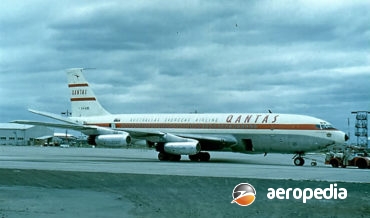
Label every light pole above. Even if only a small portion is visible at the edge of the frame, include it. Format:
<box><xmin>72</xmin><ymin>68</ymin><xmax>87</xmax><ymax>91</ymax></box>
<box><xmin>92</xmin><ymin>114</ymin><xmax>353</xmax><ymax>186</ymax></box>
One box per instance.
<box><xmin>351</xmin><ymin>111</ymin><xmax>369</xmax><ymax>149</ymax></box>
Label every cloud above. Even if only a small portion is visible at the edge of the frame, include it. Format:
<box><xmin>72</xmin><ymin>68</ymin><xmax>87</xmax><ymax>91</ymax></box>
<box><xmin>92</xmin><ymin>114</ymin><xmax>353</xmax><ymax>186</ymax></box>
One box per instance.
<box><xmin>0</xmin><ymin>0</ymin><xmax>369</xmax><ymax>135</ymax></box>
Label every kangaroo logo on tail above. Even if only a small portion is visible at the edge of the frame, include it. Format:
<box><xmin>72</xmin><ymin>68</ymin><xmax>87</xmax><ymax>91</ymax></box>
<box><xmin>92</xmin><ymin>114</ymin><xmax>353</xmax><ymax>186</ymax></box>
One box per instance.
<box><xmin>66</xmin><ymin>68</ymin><xmax>110</xmax><ymax>117</ymax></box>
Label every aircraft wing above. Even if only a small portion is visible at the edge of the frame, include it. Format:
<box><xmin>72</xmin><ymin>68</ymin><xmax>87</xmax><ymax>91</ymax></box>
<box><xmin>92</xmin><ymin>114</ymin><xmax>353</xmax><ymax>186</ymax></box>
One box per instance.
<box><xmin>115</xmin><ymin>128</ymin><xmax>237</xmax><ymax>145</ymax></box>
<box><xmin>13</xmin><ymin>120</ymin><xmax>237</xmax><ymax>150</ymax></box>
<box><xmin>119</xmin><ymin>128</ymin><xmax>237</xmax><ymax>150</ymax></box>
<box><xmin>119</xmin><ymin>128</ymin><xmax>165</xmax><ymax>138</ymax></box>
<box><xmin>176</xmin><ymin>133</ymin><xmax>238</xmax><ymax>150</ymax></box>
<box><xmin>118</xmin><ymin>128</ymin><xmax>166</xmax><ymax>143</ymax></box>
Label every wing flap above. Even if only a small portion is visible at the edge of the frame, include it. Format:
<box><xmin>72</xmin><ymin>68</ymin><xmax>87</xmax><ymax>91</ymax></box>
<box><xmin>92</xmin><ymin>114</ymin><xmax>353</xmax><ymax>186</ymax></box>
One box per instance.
<box><xmin>176</xmin><ymin>133</ymin><xmax>238</xmax><ymax>150</ymax></box>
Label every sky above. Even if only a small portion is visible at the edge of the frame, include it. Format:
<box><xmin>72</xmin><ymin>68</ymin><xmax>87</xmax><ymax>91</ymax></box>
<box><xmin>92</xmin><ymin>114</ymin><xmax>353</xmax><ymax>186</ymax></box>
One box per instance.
<box><xmin>0</xmin><ymin>0</ymin><xmax>369</xmax><ymax>141</ymax></box>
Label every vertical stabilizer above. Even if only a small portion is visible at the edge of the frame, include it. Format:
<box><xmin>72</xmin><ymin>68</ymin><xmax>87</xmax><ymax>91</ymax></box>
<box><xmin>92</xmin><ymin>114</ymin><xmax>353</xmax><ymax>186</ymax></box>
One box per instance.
<box><xmin>66</xmin><ymin>68</ymin><xmax>110</xmax><ymax>117</ymax></box>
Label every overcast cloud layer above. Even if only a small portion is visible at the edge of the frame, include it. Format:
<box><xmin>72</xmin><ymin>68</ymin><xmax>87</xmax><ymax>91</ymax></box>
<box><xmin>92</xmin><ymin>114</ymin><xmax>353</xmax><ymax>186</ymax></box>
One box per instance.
<box><xmin>1</xmin><ymin>0</ymin><xmax>369</xmax><ymax>139</ymax></box>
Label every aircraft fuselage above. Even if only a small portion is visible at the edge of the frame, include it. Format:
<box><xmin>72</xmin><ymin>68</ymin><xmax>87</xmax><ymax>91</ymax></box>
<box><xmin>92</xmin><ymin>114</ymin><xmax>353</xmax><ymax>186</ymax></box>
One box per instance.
<box><xmin>74</xmin><ymin>112</ymin><xmax>346</xmax><ymax>154</ymax></box>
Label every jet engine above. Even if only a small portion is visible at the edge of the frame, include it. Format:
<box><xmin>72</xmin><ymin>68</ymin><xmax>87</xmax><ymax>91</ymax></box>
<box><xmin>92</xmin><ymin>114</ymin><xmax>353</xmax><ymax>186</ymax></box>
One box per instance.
<box><xmin>164</xmin><ymin>141</ymin><xmax>201</xmax><ymax>155</ymax></box>
<box><xmin>90</xmin><ymin>133</ymin><xmax>131</xmax><ymax>147</ymax></box>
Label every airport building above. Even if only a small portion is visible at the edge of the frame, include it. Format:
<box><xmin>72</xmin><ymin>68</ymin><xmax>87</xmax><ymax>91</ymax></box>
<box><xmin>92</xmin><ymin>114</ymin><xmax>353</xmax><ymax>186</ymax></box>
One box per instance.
<box><xmin>0</xmin><ymin>123</ymin><xmax>53</xmax><ymax>146</ymax></box>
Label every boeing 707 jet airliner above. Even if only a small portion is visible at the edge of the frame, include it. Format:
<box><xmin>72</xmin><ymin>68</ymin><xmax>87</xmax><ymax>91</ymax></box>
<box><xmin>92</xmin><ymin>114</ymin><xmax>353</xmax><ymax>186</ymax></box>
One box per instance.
<box><xmin>14</xmin><ymin>68</ymin><xmax>349</xmax><ymax>166</ymax></box>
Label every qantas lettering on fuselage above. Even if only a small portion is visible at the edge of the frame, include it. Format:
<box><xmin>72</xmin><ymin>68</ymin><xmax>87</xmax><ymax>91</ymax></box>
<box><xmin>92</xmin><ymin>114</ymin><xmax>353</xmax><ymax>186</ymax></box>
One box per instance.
<box><xmin>226</xmin><ymin>114</ymin><xmax>279</xmax><ymax>124</ymax></box>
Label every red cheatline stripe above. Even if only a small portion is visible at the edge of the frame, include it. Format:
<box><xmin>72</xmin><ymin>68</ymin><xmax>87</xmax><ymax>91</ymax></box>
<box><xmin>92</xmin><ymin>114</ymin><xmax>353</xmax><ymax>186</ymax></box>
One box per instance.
<box><xmin>71</xmin><ymin>97</ymin><xmax>96</xmax><ymax>101</ymax></box>
<box><xmin>69</xmin><ymin>83</ymin><xmax>89</xmax><ymax>87</ymax></box>
<box><xmin>86</xmin><ymin>123</ymin><xmax>325</xmax><ymax>130</ymax></box>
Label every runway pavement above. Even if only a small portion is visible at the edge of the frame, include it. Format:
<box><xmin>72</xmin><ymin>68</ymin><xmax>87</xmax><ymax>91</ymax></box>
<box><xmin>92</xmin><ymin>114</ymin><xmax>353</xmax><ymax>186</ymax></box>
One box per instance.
<box><xmin>0</xmin><ymin>146</ymin><xmax>368</xmax><ymax>183</ymax></box>
<box><xmin>0</xmin><ymin>146</ymin><xmax>369</xmax><ymax>218</ymax></box>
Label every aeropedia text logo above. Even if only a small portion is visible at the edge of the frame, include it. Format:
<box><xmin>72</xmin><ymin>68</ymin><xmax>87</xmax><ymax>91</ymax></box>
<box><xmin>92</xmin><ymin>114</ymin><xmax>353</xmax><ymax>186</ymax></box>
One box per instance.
<box><xmin>267</xmin><ymin>183</ymin><xmax>347</xmax><ymax>203</ymax></box>
<box><xmin>231</xmin><ymin>183</ymin><xmax>347</xmax><ymax>206</ymax></box>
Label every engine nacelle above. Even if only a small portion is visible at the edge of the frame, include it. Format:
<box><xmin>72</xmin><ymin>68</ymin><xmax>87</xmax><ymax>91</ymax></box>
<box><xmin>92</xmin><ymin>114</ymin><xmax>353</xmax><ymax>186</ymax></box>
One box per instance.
<box><xmin>94</xmin><ymin>133</ymin><xmax>131</xmax><ymax>147</ymax></box>
<box><xmin>164</xmin><ymin>141</ymin><xmax>201</xmax><ymax>155</ymax></box>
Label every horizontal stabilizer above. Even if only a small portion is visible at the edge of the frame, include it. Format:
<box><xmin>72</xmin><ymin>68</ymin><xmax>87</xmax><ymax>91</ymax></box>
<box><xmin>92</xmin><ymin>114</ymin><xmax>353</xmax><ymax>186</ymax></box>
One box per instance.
<box><xmin>28</xmin><ymin>109</ymin><xmax>77</xmax><ymax>124</ymax></box>
<box><xmin>12</xmin><ymin>120</ymin><xmax>91</xmax><ymax>131</ymax></box>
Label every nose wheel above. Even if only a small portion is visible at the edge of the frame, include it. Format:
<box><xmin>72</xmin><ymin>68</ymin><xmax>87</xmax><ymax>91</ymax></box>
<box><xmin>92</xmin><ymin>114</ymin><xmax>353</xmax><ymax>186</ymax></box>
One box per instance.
<box><xmin>294</xmin><ymin>157</ymin><xmax>305</xmax><ymax>166</ymax></box>
<box><xmin>293</xmin><ymin>154</ymin><xmax>305</xmax><ymax>166</ymax></box>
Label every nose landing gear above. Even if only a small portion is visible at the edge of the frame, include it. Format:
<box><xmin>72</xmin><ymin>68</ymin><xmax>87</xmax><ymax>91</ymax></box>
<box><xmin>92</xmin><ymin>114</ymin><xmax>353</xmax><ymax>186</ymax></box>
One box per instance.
<box><xmin>294</xmin><ymin>157</ymin><xmax>305</xmax><ymax>166</ymax></box>
<box><xmin>293</xmin><ymin>153</ymin><xmax>318</xmax><ymax>166</ymax></box>
<box><xmin>293</xmin><ymin>153</ymin><xmax>305</xmax><ymax>166</ymax></box>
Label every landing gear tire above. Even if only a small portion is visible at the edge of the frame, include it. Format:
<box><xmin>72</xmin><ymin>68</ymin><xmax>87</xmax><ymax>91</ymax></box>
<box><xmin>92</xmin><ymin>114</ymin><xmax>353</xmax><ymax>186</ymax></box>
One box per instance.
<box><xmin>294</xmin><ymin>157</ymin><xmax>305</xmax><ymax>166</ymax></box>
<box><xmin>158</xmin><ymin>152</ymin><xmax>181</xmax><ymax>161</ymax></box>
<box><xmin>189</xmin><ymin>152</ymin><xmax>211</xmax><ymax>162</ymax></box>
<box><xmin>189</xmin><ymin>154</ymin><xmax>200</xmax><ymax>161</ymax></box>
<box><xmin>169</xmin><ymin>154</ymin><xmax>181</xmax><ymax>162</ymax></box>
<box><xmin>330</xmin><ymin>159</ymin><xmax>339</xmax><ymax>168</ymax></box>
<box><xmin>356</xmin><ymin>158</ymin><xmax>367</xmax><ymax>169</ymax></box>
<box><xmin>199</xmin><ymin>152</ymin><xmax>210</xmax><ymax>162</ymax></box>
<box><xmin>158</xmin><ymin>152</ymin><xmax>169</xmax><ymax>161</ymax></box>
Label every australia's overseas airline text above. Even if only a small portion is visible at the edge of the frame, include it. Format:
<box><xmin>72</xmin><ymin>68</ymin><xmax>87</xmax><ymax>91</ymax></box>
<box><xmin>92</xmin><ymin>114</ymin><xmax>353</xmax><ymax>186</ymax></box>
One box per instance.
<box><xmin>127</xmin><ymin>114</ymin><xmax>280</xmax><ymax>124</ymax></box>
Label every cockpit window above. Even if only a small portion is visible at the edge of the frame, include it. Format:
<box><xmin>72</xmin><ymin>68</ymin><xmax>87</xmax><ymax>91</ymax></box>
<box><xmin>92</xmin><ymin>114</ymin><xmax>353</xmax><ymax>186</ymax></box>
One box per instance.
<box><xmin>323</xmin><ymin>124</ymin><xmax>334</xmax><ymax>129</ymax></box>
<box><xmin>316</xmin><ymin>122</ymin><xmax>335</xmax><ymax>130</ymax></box>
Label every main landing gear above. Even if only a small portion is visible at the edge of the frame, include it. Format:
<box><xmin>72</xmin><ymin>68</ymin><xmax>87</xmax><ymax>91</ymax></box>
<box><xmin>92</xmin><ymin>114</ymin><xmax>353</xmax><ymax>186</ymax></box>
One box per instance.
<box><xmin>158</xmin><ymin>152</ymin><xmax>181</xmax><ymax>161</ymax></box>
<box><xmin>189</xmin><ymin>152</ymin><xmax>211</xmax><ymax>162</ymax></box>
<box><xmin>157</xmin><ymin>152</ymin><xmax>211</xmax><ymax>162</ymax></box>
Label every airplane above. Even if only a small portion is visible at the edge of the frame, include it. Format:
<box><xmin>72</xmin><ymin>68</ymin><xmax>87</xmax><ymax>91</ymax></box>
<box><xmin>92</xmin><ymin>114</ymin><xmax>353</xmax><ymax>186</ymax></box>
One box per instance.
<box><xmin>14</xmin><ymin>68</ymin><xmax>349</xmax><ymax>166</ymax></box>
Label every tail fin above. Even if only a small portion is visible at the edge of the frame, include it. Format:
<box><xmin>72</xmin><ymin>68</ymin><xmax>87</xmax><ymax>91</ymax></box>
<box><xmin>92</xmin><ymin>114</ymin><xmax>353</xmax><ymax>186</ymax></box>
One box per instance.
<box><xmin>66</xmin><ymin>68</ymin><xmax>110</xmax><ymax>117</ymax></box>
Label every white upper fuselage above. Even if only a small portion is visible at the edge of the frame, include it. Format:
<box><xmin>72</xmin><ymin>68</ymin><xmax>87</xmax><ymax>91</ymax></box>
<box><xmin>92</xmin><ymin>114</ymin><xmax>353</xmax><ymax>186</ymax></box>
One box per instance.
<box><xmin>73</xmin><ymin>112</ymin><xmax>346</xmax><ymax>154</ymax></box>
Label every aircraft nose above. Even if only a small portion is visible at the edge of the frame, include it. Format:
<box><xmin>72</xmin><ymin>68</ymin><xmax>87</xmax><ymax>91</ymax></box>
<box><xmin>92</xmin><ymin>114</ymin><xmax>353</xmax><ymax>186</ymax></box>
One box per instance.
<box><xmin>345</xmin><ymin>134</ymin><xmax>349</xmax><ymax>141</ymax></box>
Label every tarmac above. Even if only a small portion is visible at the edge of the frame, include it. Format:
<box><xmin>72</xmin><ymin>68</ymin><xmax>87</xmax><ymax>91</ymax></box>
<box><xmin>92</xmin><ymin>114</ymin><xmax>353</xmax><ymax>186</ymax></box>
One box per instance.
<box><xmin>0</xmin><ymin>146</ymin><xmax>369</xmax><ymax>217</ymax></box>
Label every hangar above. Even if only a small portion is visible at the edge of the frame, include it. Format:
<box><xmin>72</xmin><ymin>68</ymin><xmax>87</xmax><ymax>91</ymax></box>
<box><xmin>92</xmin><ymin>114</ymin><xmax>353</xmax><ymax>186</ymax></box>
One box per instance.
<box><xmin>0</xmin><ymin>123</ymin><xmax>53</xmax><ymax>146</ymax></box>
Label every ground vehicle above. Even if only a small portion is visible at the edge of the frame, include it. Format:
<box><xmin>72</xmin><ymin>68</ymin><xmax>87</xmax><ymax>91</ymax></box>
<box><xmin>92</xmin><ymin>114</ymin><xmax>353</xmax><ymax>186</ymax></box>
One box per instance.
<box><xmin>325</xmin><ymin>146</ymin><xmax>370</xmax><ymax>169</ymax></box>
